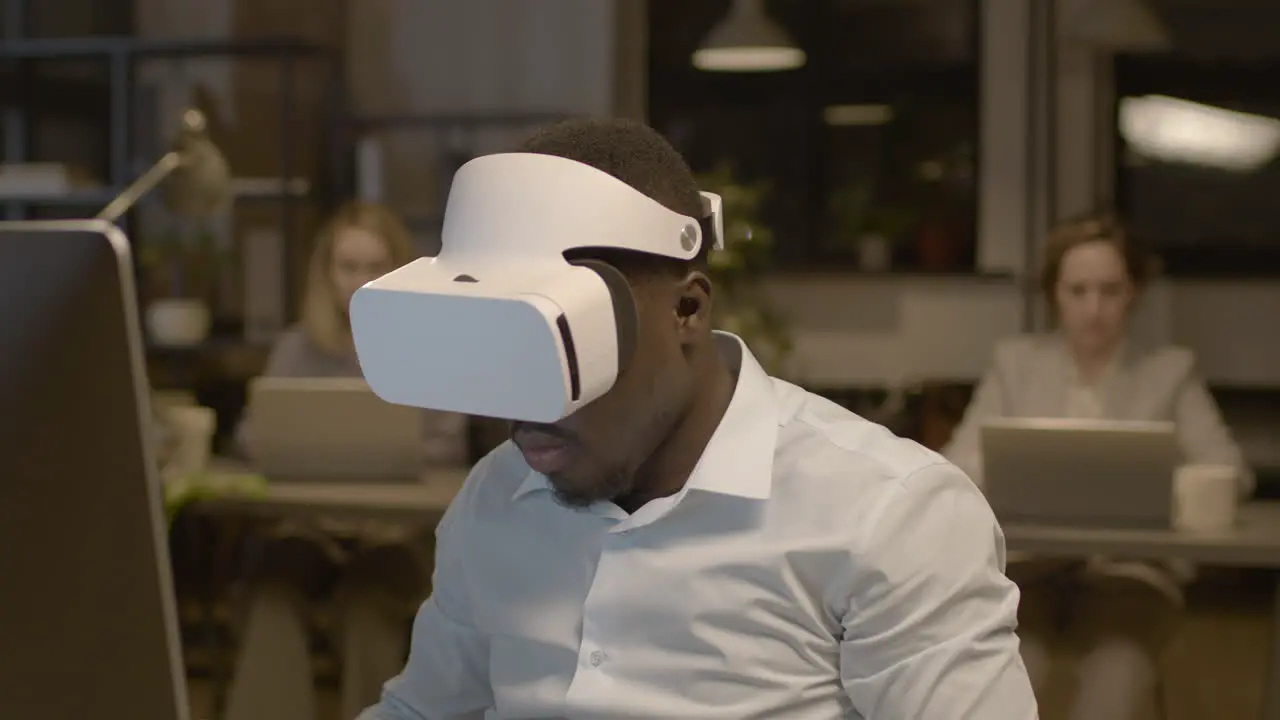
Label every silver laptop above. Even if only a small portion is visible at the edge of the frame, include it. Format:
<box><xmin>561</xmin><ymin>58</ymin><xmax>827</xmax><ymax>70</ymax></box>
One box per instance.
<box><xmin>247</xmin><ymin>377</ymin><xmax>424</xmax><ymax>482</ymax></box>
<box><xmin>982</xmin><ymin>418</ymin><xmax>1180</xmax><ymax>529</ymax></box>
<box><xmin>0</xmin><ymin>222</ymin><xmax>190</xmax><ymax>720</ymax></box>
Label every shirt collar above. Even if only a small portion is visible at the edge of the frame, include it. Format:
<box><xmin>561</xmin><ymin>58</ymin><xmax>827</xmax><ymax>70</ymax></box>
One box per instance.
<box><xmin>512</xmin><ymin>331</ymin><xmax>780</xmax><ymax>503</ymax></box>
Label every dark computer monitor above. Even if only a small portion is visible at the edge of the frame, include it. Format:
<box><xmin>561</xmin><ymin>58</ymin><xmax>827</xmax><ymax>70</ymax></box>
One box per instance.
<box><xmin>0</xmin><ymin>221</ymin><xmax>190</xmax><ymax>720</ymax></box>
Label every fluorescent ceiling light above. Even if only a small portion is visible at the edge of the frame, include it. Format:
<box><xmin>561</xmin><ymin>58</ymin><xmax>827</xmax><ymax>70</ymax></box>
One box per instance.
<box><xmin>693</xmin><ymin>0</ymin><xmax>806</xmax><ymax>73</ymax></box>
<box><xmin>823</xmin><ymin>104</ymin><xmax>894</xmax><ymax>126</ymax></box>
<box><xmin>1062</xmin><ymin>0</ymin><xmax>1170</xmax><ymax>52</ymax></box>
<box><xmin>1119</xmin><ymin>95</ymin><xmax>1280</xmax><ymax>172</ymax></box>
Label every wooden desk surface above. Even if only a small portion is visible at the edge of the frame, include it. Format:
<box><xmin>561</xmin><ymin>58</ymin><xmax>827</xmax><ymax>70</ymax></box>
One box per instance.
<box><xmin>195</xmin><ymin>463</ymin><xmax>1280</xmax><ymax>570</ymax></box>
<box><xmin>1004</xmin><ymin>501</ymin><xmax>1280</xmax><ymax>568</ymax></box>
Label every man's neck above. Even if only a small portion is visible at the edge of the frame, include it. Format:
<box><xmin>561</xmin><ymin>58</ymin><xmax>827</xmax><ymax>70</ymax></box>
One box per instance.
<box><xmin>616</xmin><ymin>345</ymin><xmax>737</xmax><ymax>513</ymax></box>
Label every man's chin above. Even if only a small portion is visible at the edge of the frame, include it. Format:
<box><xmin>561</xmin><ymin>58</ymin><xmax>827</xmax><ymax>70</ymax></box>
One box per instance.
<box><xmin>551</xmin><ymin>488</ymin><xmax>600</xmax><ymax>509</ymax></box>
<box><xmin>547</xmin><ymin>475</ymin><xmax>605</xmax><ymax>508</ymax></box>
<box><xmin>547</xmin><ymin>470</ymin><xmax>629</xmax><ymax>509</ymax></box>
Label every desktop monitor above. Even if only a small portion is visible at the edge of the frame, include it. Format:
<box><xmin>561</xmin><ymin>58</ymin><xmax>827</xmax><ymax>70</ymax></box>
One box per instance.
<box><xmin>0</xmin><ymin>221</ymin><xmax>190</xmax><ymax>720</ymax></box>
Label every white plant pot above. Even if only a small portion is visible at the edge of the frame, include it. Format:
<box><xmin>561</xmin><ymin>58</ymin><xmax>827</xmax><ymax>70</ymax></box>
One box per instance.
<box><xmin>146</xmin><ymin>299</ymin><xmax>211</xmax><ymax>347</ymax></box>
<box><xmin>857</xmin><ymin>233</ymin><xmax>892</xmax><ymax>272</ymax></box>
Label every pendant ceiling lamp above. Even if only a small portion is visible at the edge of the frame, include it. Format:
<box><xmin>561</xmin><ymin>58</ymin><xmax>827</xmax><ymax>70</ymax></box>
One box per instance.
<box><xmin>693</xmin><ymin>0</ymin><xmax>806</xmax><ymax>73</ymax></box>
<box><xmin>1062</xmin><ymin>0</ymin><xmax>1171</xmax><ymax>53</ymax></box>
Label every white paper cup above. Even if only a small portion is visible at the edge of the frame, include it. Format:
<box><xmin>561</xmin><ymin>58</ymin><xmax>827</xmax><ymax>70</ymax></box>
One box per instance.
<box><xmin>1173</xmin><ymin>464</ymin><xmax>1239</xmax><ymax>533</ymax></box>
<box><xmin>146</xmin><ymin>299</ymin><xmax>211</xmax><ymax>347</ymax></box>
<box><xmin>166</xmin><ymin>405</ymin><xmax>216</xmax><ymax>476</ymax></box>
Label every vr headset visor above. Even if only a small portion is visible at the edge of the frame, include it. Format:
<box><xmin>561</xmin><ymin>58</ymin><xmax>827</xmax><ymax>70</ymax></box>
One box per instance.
<box><xmin>350</xmin><ymin>152</ymin><xmax>723</xmax><ymax>423</ymax></box>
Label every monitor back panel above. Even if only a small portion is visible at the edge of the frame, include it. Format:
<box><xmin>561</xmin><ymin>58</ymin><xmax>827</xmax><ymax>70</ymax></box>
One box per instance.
<box><xmin>982</xmin><ymin>419</ymin><xmax>1179</xmax><ymax>529</ymax></box>
<box><xmin>0</xmin><ymin>222</ymin><xmax>189</xmax><ymax>720</ymax></box>
<box><xmin>248</xmin><ymin>378</ymin><xmax>425</xmax><ymax>481</ymax></box>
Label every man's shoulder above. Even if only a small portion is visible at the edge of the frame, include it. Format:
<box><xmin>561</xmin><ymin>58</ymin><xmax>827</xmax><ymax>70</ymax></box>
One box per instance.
<box><xmin>770</xmin><ymin>380</ymin><xmax>972</xmax><ymax>501</ymax></box>
<box><xmin>450</xmin><ymin>440</ymin><xmax>529</xmax><ymax>508</ymax></box>
<box><xmin>763</xmin><ymin>381</ymin><xmax>985</xmax><ymax>570</ymax></box>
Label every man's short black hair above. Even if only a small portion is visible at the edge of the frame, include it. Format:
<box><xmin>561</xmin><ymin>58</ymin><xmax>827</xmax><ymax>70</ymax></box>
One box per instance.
<box><xmin>519</xmin><ymin>117</ymin><xmax>710</xmax><ymax>275</ymax></box>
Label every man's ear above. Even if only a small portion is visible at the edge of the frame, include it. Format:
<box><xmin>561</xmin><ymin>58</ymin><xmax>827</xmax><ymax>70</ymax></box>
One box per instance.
<box><xmin>674</xmin><ymin>270</ymin><xmax>712</xmax><ymax>341</ymax></box>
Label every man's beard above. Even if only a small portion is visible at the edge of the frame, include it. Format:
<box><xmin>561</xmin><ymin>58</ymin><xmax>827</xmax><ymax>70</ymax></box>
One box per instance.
<box><xmin>549</xmin><ymin>465</ymin><xmax>633</xmax><ymax>509</ymax></box>
<box><xmin>549</xmin><ymin>383</ymin><xmax>688</xmax><ymax>510</ymax></box>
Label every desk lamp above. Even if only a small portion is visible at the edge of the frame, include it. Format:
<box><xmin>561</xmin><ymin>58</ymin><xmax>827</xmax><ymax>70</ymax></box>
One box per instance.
<box><xmin>97</xmin><ymin>108</ymin><xmax>232</xmax><ymax>222</ymax></box>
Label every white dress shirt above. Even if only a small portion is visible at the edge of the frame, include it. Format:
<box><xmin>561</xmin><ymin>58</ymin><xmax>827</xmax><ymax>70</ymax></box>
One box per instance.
<box><xmin>360</xmin><ymin>333</ymin><xmax>1036</xmax><ymax>720</ymax></box>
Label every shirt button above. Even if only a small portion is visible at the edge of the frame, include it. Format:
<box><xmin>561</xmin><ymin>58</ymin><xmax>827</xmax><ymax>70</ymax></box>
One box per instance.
<box><xmin>589</xmin><ymin>650</ymin><xmax>605</xmax><ymax>667</ymax></box>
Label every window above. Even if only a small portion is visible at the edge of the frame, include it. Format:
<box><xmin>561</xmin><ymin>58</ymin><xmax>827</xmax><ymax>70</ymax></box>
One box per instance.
<box><xmin>1114</xmin><ymin>0</ymin><xmax>1280</xmax><ymax>276</ymax></box>
<box><xmin>648</xmin><ymin>0</ymin><xmax>980</xmax><ymax>272</ymax></box>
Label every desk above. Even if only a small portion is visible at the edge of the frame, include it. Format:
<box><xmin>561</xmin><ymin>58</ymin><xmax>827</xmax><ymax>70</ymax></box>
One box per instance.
<box><xmin>1005</xmin><ymin>502</ymin><xmax>1280</xmax><ymax>720</ymax></box>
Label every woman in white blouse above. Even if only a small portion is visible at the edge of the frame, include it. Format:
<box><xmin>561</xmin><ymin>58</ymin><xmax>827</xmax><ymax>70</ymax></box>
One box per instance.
<box><xmin>944</xmin><ymin>213</ymin><xmax>1251</xmax><ymax>720</ymax></box>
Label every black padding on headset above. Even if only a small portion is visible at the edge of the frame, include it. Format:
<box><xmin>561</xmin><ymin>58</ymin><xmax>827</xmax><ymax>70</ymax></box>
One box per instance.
<box><xmin>570</xmin><ymin>259</ymin><xmax>638</xmax><ymax>375</ymax></box>
<box><xmin>697</xmin><ymin>214</ymin><xmax>717</xmax><ymax>253</ymax></box>
<box><xmin>554</xmin><ymin>314</ymin><xmax>582</xmax><ymax>401</ymax></box>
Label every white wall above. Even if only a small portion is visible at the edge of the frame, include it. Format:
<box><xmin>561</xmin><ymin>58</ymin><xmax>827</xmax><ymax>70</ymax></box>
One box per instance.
<box><xmin>765</xmin><ymin>275</ymin><xmax>1021</xmax><ymax>387</ymax></box>
<box><xmin>1133</xmin><ymin>281</ymin><xmax>1280</xmax><ymax>388</ymax></box>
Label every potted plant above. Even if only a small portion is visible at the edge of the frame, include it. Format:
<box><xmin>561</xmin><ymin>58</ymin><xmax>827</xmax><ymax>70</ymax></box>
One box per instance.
<box><xmin>697</xmin><ymin>163</ymin><xmax>793</xmax><ymax>375</ymax></box>
<box><xmin>139</xmin><ymin>221</ymin><xmax>221</xmax><ymax>347</ymax></box>
<box><xmin>827</xmin><ymin>181</ymin><xmax>918</xmax><ymax>271</ymax></box>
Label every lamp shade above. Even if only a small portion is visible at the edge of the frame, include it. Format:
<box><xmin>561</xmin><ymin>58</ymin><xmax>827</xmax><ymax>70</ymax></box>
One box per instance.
<box><xmin>96</xmin><ymin>108</ymin><xmax>232</xmax><ymax>223</ymax></box>
<box><xmin>162</xmin><ymin>109</ymin><xmax>232</xmax><ymax>218</ymax></box>
<box><xmin>693</xmin><ymin>0</ymin><xmax>806</xmax><ymax>72</ymax></box>
<box><xmin>1062</xmin><ymin>0</ymin><xmax>1171</xmax><ymax>53</ymax></box>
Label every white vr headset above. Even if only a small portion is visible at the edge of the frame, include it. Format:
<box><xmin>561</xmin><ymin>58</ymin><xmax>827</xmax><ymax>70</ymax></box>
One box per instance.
<box><xmin>349</xmin><ymin>152</ymin><xmax>724</xmax><ymax>423</ymax></box>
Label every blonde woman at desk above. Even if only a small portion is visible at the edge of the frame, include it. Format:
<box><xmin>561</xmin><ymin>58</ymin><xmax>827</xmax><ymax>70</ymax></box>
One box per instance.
<box><xmin>227</xmin><ymin>201</ymin><xmax>467</xmax><ymax>720</ymax></box>
<box><xmin>943</xmin><ymin>212</ymin><xmax>1252</xmax><ymax>720</ymax></box>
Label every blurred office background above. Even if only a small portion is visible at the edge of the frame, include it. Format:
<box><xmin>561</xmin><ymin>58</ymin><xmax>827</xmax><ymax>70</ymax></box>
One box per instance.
<box><xmin>3</xmin><ymin>0</ymin><xmax>1280</xmax><ymax>717</ymax></box>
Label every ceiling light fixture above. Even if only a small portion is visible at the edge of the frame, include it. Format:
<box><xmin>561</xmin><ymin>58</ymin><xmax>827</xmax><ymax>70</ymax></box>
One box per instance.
<box><xmin>823</xmin><ymin>104</ymin><xmax>895</xmax><ymax>126</ymax></box>
<box><xmin>1119</xmin><ymin>95</ymin><xmax>1280</xmax><ymax>172</ymax></box>
<box><xmin>693</xmin><ymin>0</ymin><xmax>806</xmax><ymax>73</ymax></box>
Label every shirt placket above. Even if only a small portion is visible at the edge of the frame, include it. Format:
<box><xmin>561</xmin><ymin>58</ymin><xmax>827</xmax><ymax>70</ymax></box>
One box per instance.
<box><xmin>564</xmin><ymin>518</ymin><xmax>630</xmax><ymax>703</ymax></box>
<box><xmin>564</xmin><ymin>491</ymin><xmax>688</xmax><ymax>706</ymax></box>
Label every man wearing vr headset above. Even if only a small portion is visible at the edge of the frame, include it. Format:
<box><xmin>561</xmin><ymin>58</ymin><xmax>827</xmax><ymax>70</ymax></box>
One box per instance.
<box><xmin>355</xmin><ymin>118</ymin><xmax>1036</xmax><ymax>719</ymax></box>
